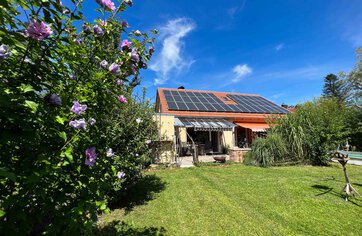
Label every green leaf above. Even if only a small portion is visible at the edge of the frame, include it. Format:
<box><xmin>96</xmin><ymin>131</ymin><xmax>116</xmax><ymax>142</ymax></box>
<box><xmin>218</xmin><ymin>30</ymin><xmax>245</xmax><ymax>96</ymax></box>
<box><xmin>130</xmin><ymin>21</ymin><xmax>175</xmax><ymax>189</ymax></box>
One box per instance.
<box><xmin>100</xmin><ymin>203</ymin><xmax>107</xmax><ymax>210</ymax></box>
<box><xmin>0</xmin><ymin>167</ymin><xmax>16</xmax><ymax>181</ymax></box>
<box><xmin>24</xmin><ymin>100</ymin><xmax>38</xmax><ymax>113</ymax></box>
<box><xmin>61</xmin><ymin>147</ymin><xmax>73</xmax><ymax>163</ymax></box>
<box><xmin>56</xmin><ymin>116</ymin><xmax>67</xmax><ymax>125</ymax></box>
<box><xmin>0</xmin><ymin>210</ymin><xmax>5</xmax><ymax>217</ymax></box>
<box><xmin>18</xmin><ymin>84</ymin><xmax>35</xmax><ymax>93</ymax></box>
<box><xmin>111</xmin><ymin>166</ymin><xmax>116</xmax><ymax>175</ymax></box>
<box><xmin>58</xmin><ymin>131</ymin><xmax>67</xmax><ymax>142</ymax></box>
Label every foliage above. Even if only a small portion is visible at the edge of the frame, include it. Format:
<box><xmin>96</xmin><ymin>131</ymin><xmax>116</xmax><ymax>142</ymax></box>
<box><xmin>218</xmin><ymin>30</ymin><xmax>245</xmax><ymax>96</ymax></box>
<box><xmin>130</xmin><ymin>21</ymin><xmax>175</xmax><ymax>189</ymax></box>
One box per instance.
<box><xmin>322</xmin><ymin>73</ymin><xmax>350</xmax><ymax>103</ymax></box>
<box><xmin>345</xmin><ymin>107</ymin><xmax>362</xmax><ymax>150</ymax></box>
<box><xmin>244</xmin><ymin>133</ymin><xmax>287</xmax><ymax>167</ymax></box>
<box><xmin>0</xmin><ymin>0</ymin><xmax>157</xmax><ymax>235</ymax></box>
<box><xmin>248</xmin><ymin>98</ymin><xmax>350</xmax><ymax>167</ymax></box>
<box><xmin>347</xmin><ymin>48</ymin><xmax>362</xmax><ymax>108</ymax></box>
<box><xmin>99</xmin><ymin>164</ymin><xmax>362</xmax><ymax>235</ymax></box>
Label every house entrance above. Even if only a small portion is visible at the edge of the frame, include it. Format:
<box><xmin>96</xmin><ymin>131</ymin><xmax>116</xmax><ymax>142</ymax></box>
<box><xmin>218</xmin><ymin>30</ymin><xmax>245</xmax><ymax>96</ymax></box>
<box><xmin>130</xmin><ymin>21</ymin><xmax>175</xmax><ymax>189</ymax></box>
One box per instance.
<box><xmin>186</xmin><ymin>129</ymin><xmax>221</xmax><ymax>155</ymax></box>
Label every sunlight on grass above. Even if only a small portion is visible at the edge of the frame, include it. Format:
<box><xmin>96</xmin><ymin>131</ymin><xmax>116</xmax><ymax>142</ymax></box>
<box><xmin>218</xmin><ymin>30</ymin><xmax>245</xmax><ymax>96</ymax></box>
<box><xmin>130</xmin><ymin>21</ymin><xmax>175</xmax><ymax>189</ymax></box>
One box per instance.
<box><xmin>98</xmin><ymin>164</ymin><xmax>362</xmax><ymax>236</ymax></box>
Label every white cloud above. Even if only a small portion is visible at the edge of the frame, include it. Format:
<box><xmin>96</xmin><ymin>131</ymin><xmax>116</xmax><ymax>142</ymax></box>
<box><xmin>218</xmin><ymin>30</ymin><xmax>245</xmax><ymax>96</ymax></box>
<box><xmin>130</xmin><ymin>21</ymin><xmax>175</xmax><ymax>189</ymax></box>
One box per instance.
<box><xmin>232</xmin><ymin>64</ymin><xmax>252</xmax><ymax>82</ymax></box>
<box><xmin>227</xmin><ymin>1</ymin><xmax>245</xmax><ymax>18</ymax></box>
<box><xmin>275</xmin><ymin>43</ymin><xmax>284</xmax><ymax>51</ymax></box>
<box><xmin>150</xmin><ymin>18</ymin><xmax>196</xmax><ymax>85</ymax></box>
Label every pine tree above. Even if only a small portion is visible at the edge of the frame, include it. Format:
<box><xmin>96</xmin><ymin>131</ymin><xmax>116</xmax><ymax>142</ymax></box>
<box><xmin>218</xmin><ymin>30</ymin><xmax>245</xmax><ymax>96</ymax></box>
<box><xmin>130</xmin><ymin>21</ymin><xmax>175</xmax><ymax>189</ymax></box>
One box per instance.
<box><xmin>322</xmin><ymin>73</ymin><xmax>349</xmax><ymax>102</ymax></box>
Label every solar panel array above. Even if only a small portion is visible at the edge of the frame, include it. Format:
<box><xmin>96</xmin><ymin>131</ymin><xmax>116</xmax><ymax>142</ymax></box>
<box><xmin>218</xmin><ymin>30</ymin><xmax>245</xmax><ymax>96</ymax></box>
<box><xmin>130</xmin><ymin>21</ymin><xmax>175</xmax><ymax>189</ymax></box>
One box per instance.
<box><xmin>163</xmin><ymin>90</ymin><xmax>288</xmax><ymax>114</ymax></box>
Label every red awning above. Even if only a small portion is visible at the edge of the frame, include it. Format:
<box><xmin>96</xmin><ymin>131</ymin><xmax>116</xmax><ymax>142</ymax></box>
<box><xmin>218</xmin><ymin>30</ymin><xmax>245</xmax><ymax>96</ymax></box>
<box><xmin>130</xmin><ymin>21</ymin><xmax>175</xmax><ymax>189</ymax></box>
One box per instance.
<box><xmin>235</xmin><ymin>122</ymin><xmax>270</xmax><ymax>132</ymax></box>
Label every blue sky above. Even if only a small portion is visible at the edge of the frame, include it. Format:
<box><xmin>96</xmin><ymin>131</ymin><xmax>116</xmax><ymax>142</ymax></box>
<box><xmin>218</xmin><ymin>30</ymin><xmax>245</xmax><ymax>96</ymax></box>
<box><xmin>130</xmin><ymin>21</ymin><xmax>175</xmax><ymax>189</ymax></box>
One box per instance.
<box><xmin>84</xmin><ymin>0</ymin><xmax>362</xmax><ymax>105</ymax></box>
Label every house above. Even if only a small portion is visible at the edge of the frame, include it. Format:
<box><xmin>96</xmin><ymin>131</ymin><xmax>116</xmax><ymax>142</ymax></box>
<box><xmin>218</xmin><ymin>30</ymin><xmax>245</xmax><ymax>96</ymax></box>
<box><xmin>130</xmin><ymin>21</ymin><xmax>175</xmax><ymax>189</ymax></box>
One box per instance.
<box><xmin>154</xmin><ymin>87</ymin><xmax>289</xmax><ymax>163</ymax></box>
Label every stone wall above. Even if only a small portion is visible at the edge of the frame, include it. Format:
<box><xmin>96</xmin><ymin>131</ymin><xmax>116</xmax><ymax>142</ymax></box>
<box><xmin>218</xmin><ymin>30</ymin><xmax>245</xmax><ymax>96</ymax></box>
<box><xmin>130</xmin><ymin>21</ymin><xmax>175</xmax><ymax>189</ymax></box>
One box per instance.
<box><xmin>229</xmin><ymin>147</ymin><xmax>251</xmax><ymax>163</ymax></box>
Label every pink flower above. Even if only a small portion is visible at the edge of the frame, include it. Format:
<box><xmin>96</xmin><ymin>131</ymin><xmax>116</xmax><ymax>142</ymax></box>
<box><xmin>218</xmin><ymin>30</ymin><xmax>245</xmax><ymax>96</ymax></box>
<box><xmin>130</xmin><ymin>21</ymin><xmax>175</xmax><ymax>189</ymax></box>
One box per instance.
<box><xmin>25</xmin><ymin>20</ymin><xmax>53</xmax><ymax>41</ymax></box>
<box><xmin>85</xmin><ymin>147</ymin><xmax>97</xmax><ymax>166</ymax></box>
<box><xmin>96</xmin><ymin>0</ymin><xmax>116</xmax><ymax>11</ymax></box>
<box><xmin>118</xmin><ymin>95</ymin><xmax>127</xmax><ymax>103</ymax></box>
<box><xmin>121</xmin><ymin>39</ymin><xmax>132</xmax><ymax>49</ymax></box>
<box><xmin>100</xmin><ymin>20</ymin><xmax>107</xmax><ymax>26</ymax></box>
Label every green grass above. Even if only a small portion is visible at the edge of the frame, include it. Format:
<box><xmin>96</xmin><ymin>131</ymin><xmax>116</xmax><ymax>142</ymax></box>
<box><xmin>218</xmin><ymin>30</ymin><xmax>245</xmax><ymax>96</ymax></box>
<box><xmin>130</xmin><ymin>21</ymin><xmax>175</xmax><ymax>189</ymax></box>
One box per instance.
<box><xmin>98</xmin><ymin>164</ymin><xmax>362</xmax><ymax>236</ymax></box>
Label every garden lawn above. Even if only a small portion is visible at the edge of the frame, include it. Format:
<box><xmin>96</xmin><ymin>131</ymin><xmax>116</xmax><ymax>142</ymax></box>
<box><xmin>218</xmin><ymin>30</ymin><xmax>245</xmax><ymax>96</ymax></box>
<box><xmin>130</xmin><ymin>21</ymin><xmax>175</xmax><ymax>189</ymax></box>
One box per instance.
<box><xmin>98</xmin><ymin>164</ymin><xmax>362</xmax><ymax>236</ymax></box>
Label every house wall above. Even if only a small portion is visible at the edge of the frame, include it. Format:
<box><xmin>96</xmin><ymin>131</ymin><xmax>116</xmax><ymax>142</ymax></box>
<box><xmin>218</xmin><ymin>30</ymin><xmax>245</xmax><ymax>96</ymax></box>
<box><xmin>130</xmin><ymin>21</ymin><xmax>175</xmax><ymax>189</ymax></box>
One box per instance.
<box><xmin>154</xmin><ymin>114</ymin><xmax>176</xmax><ymax>163</ymax></box>
<box><xmin>223</xmin><ymin>130</ymin><xmax>234</xmax><ymax>148</ymax></box>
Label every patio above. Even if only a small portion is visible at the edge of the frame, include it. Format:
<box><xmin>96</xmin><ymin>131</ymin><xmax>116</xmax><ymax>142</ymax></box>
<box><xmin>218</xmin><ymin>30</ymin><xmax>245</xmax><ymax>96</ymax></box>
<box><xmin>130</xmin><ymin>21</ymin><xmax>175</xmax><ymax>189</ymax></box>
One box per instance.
<box><xmin>177</xmin><ymin>154</ymin><xmax>230</xmax><ymax>167</ymax></box>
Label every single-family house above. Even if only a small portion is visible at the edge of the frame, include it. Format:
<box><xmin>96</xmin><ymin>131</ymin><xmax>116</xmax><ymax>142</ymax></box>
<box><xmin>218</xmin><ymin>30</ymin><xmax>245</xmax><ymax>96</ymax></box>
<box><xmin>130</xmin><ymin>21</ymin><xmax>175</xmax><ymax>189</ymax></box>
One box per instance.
<box><xmin>154</xmin><ymin>87</ymin><xmax>289</xmax><ymax>163</ymax></box>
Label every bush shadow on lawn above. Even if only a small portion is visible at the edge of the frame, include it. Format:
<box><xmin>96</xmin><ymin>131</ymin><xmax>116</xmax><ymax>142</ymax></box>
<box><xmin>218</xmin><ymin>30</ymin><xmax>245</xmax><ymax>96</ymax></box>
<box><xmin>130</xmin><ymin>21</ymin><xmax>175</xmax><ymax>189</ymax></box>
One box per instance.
<box><xmin>109</xmin><ymin>174</ymin><xmax>166</xmax><ymax>214</ymax></box>
<box><xmin>96</xmin><ymin>221</ymin><xmax>166</xmax><ymax>236</ymax></box>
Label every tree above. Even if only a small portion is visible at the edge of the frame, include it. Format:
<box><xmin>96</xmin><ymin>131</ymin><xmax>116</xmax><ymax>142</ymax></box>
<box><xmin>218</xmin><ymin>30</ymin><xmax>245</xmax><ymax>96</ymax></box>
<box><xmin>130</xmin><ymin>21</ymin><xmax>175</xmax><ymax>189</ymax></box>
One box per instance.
<box><xmin>347</xmin><ymin>48</ymin><xmax>362</xmax><ymax>108</ymax></box>
<box><xmin>322</xmin><ymin>73</ymin><xmax>349</xmax><ymax>103</ymax></box>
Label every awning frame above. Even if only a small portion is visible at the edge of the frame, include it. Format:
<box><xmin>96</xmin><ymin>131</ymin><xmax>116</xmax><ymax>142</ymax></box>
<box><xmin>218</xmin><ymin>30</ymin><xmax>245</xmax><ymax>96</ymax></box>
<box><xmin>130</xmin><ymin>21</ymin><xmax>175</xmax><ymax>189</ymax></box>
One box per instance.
<box><xmin>175</xmin><ymin>117</ymin><xmax>236</xmax><ymax>131</ymax></box>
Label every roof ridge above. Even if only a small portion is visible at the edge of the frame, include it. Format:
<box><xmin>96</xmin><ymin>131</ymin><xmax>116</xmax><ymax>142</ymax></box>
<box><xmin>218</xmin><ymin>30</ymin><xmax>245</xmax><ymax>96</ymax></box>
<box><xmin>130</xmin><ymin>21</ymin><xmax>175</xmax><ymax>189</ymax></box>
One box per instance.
<box><xmin>157</xmin><ymin>87</ymin><xmax>260</xmax><ymax>96</ymax></box>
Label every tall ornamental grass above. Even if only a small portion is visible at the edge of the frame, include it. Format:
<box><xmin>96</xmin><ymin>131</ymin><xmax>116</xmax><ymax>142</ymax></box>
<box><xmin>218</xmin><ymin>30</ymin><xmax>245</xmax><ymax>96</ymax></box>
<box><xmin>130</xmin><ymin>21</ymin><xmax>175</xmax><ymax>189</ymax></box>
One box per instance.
<box><xmin>247</xmin><ymin>98</ymin><xmax>350</xmax><ymax>167</ymax></box>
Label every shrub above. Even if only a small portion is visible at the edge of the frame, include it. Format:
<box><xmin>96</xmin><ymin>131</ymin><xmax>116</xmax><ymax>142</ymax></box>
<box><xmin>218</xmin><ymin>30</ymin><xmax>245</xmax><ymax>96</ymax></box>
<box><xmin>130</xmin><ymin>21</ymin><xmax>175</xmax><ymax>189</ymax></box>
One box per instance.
<box><xmin>0</xmin><ymin>0</ymin><xmax>157</xmax><ymax>234</ymax></box>
<box><xmin>248</xmin><ymin>98</ymin><xmax>349</xmax><ymax>167</ymax></box>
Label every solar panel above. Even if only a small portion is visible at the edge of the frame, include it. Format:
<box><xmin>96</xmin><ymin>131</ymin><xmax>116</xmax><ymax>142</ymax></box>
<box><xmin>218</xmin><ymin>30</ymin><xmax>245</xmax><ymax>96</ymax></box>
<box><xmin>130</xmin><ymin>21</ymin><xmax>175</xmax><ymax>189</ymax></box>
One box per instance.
<box><xmin>227</xmin><ymin>94</ymin><xmax>288</xmax><ymax>114</ymax></box>
<box><xmin>162</xmin><ymin>90</ymin><xmax>288</xmax><ymax>114</ymax></box>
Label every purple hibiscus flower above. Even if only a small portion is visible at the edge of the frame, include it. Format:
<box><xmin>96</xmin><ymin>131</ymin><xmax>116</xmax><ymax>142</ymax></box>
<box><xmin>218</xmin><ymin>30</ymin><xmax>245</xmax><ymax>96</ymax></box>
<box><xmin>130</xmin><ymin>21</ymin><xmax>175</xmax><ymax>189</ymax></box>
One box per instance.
<box><xmin>0</xmin><ymin>45</ymin><xmax>12</xmax><ymax>61</ymax></box>
<box><xmin>88</xmin><ymin>118</ymin><xmax>96</xmax><ymax>125</ymax></box>
<box><xmin>148</xmin><ymin>46</ymin><xmax>155</xmax><ymax>54</ymax></box>
<box><xmin>130</xmin><ymin>49</ymin><xmax>139</xmax><ymax>62</ymax></box>
<box><xmin>70</xmin><ymin>101</ymin><xmax>87</xmax><ymax>115</ymax></box>
<box><xmin>69</xmin><ymin>118</ymin><xmax>87</xmax><ymax>130</ymax></box>
<box><xmin>130</xmin><ymin>64</ymin><xmax>137</xmax><ymax>75</ymax></box>
<box><xmin>82</xmin><ymin>24</ymin><xmax>91</xmax><ymax>33</ymax></box>
<box><xmin>85</xmin><ymin>147</ymin><xmax>97</xmax><ymax>167</ymax></box>
<box><xmin>96</xmin><ymin>0</ymin><xmax>116</xmax><ymax>11</ymax></box>
<box><xmin>116</xmin><ymin>79</ymin><xmax>123</xmax><ymax>85</ymax></box>
<box><xmin>100</xmin><ymin>59</ymin><xmax>108</xmax><ymax>68</ymax></box>
<box><xmin>121</xmin><ymin>20</ymin><xmax>129</xmax><ymax>28</ymax></box>
<box><xmin>25</xmin><ymin>20</ymin><xmax>53</xmax><ymax>41</ymax></box>
<box><xmin>118</xmin><ymin>95</ymin><xmax>127</xmax><ymax>103</ymax></box>
<box><xmin>106</xmin><ymin>148</ymin><xmax>115</xmax><ymax>157</ymax></box>
<box><xmin>47</xmin><ymin>94</ymin><xmax>62</xmax><ymax>106</ymax></box>
<box><xmin>117</xmin><ymin>171</ymin><xmax>126</xmax><ymax>179</ymax></box>
<box><xmin>109</xmin><ymin>63</ymin><xmax>120</xmax><ymax>76</ymax></box>
<box><xmin>93</xmin><ymin>24</ymin><xmax>104</xmax><ymax>36</ymax></box>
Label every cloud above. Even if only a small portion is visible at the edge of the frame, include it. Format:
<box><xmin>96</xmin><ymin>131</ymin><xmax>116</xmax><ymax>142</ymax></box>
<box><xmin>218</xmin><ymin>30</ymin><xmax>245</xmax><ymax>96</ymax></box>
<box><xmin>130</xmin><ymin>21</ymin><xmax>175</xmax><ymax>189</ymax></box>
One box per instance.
<box><xmin>232</xmin><ymin>64</ymin><xmax>252</xmax><ymax>82</ymax></box>
<box><xmin>150</xmin><ymin>18</ymin><xmax>196</xmax><ymax>85</ymax></box>
<box><xmin>259</xmin><ymin>66</ymin><xmax>324</xmax><ymax>80</ymax></box>
<box><xmin>271</xmin><ymin>93</ymin><xmax>285</xmax><ymax>99</ymax></box>
<box><xmin>348</xmin><ymin>32</ymin><xmax>362</xmax><ymax>47</ymax></box>
<box><xmin>275</xmin><ymin>43</ymin><xmax>284</xmax><ymax>51</ymax></box>
<box><xmin>227</xmin><ymin>1</ymin><xmax>246</xmax><ymax>18</ymax></box>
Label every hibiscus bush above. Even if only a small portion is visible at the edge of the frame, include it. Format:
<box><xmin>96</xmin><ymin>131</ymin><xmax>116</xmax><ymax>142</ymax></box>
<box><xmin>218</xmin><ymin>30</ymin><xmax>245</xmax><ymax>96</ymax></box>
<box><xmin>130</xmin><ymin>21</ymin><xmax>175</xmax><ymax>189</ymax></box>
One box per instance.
<box><xmin>0</xmin><ymin>0</ymin><xmax>157</xmax><ymax>234</ymax></box>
